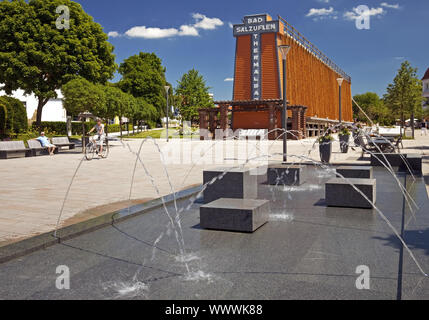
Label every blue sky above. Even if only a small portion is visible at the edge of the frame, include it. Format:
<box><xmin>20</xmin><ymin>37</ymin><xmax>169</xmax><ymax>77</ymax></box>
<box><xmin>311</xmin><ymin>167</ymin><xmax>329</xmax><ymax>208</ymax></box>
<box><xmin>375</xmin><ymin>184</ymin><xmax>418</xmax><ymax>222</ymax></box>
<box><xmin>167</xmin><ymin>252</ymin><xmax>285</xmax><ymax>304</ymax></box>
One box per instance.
<box><xmin>75</xmin><ymin>0</ymin><xmax>429</xmax><ymax>101</ymax></box>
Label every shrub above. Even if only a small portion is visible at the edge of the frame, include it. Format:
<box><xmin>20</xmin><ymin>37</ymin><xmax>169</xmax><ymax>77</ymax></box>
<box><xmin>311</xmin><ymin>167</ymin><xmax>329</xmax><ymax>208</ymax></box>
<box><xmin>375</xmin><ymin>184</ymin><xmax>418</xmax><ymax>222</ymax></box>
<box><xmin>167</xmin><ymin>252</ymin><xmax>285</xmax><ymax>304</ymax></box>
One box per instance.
<box><xmin>0</xmin><ymin>103</ymin><xmax>7</xmax><ymax>136</ymax></box>
<box><xmin>0</xmin><ymin>96</ymin><xmax>28</xmax><ymax>134</ymax></box>
<box><xmin>32</xmin><ymin>121</ymin><xmax>133</xmax><ymax>135</ymax></box>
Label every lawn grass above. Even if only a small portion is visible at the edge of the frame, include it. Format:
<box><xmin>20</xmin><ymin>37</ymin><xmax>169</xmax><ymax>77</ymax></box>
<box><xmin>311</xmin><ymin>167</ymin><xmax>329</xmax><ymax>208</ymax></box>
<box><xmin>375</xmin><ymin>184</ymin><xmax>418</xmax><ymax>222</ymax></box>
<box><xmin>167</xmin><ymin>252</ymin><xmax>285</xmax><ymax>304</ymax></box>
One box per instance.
<box><xmin>123</xmin><ymin>129</ymin><xmax>198</xmax><ymax>140</ymax></box>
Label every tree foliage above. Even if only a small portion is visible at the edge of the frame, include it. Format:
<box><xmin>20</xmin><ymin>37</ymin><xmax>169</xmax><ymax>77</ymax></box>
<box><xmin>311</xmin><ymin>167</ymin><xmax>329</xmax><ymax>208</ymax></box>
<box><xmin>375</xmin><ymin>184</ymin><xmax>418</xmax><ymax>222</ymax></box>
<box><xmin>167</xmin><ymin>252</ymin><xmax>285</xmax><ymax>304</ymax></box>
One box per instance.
<box><xmin>61</xmin><ymin>77</ymin><xmax>105</xmax><ymax>117</ymax></box>
<box><xmin>353</xmin><ymin>92</ymin><xmax>393</xmax><ymax>125</ymax></box>
<box><xmin>384</xmin><ymin>61</ymin><xmax>423</xmax><ymax>133</ymax></box>
<box><xmin>0</xmin><ymin>0</ymin><xmax>116</xmax><ymax>124</ymax></box>
<box><xmin>175</xmin><ymin>69</ymin><xmax>214</xmax><ymax>122</ymax></box>
<box><xmin>119</xmin><ymin>52</ymin><xmax>167</xmax><ymax>120</ymax></box>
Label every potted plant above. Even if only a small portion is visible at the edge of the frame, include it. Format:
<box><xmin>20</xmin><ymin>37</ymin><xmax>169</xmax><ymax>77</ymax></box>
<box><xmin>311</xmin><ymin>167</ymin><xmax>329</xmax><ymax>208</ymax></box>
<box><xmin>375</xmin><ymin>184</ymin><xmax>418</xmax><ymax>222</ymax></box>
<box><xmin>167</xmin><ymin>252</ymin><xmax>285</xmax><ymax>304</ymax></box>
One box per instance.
<box><xmin>339</xmin><ymin>126</ymin><xmax>351</xmax><ymax>153</ymax></box>
<box><xmin>318</xmin><ymin>131</ymin><xmax>334</xmax><ymax>164</ymax></box>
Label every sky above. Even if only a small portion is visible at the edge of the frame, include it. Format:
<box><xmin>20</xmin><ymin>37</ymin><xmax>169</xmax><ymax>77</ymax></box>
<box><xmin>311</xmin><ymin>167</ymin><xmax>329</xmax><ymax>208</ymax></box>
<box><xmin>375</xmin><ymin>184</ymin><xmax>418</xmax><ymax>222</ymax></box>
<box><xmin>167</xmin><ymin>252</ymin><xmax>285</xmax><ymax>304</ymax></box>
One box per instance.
<box><xmin>74</xmin><ymin>0</ymin><xmax>429</xmax><ymax>101</ymax></box>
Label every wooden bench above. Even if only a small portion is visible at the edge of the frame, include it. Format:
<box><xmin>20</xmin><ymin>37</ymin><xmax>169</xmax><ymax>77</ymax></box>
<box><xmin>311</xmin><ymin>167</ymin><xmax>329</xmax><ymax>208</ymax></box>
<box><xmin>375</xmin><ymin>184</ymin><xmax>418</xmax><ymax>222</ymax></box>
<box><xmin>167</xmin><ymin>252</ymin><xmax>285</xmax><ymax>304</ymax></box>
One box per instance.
<box><xmin>27</xmin><ymin>139</ymin><xmax>58</xmax><ymax>156</ymax></box>
<box><xmin>0</xmin><ymin>141</ymin><xmax>30</xmax><ymax>159</ymax></box>
<box><xmin>51</xmin><ymin>137</ymin><xmax>75</xmax><ymax>150</ymax></box>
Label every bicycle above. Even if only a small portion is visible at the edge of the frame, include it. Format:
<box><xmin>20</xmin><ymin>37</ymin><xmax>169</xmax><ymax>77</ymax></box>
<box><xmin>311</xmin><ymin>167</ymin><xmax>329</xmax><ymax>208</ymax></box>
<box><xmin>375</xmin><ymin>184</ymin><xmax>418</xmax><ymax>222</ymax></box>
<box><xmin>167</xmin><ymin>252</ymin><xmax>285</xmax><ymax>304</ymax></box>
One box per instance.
<box><xmin>84</xmin><ymin>134</ymin><xmax>109</xmax><ymax>160</ymax></box>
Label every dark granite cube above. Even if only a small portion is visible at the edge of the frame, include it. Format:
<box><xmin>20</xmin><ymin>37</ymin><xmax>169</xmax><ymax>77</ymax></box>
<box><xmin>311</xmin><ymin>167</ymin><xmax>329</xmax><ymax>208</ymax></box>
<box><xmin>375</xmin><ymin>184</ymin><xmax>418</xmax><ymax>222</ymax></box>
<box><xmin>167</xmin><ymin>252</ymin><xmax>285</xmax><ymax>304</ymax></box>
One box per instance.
<box><xmin>267</xmin><ymin>164</ymin><xmax>306</xmax><ymax>186</ymax></box>
<box><xmin>203</xmin><ymin>167</ymin><xmax>257</xmax><ymax>204</ymax></box>
<box><xmin>400</xmin><ymin>154</ymin><xmax>422</xmax><ymax>174</ymax></box>
<box><xmin>370</xmin><ymin>153</ymin><xmax>406</xmax><ymax>167</ymax></box>
<box><xmin>326</xmin><ymin>178</ymin><xmax>376</xmax><ymax>209</ymax></box>
<box><xmin>336</xmin><ymin>166</ymin><xmax>373</xmax><ymax>179</ymax></box>
<box><xmin>200</xmin><ymin>198</ymin><xmax>269</xmax><ymax>232</ymax></box>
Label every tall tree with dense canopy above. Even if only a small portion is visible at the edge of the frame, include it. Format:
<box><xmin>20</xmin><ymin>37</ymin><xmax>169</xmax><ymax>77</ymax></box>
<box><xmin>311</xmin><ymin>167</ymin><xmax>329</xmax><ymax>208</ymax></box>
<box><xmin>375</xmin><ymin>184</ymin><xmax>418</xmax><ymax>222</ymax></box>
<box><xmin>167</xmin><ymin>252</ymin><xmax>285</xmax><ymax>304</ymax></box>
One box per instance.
<box><xmin>384</xmin><ymin>61</ymin><xmax>423</xmax><ymax>137</ymax></box>
<box><xmin>0</xmin><ymin>0</ymin><xmax>116</xmax><ymax>125</ymax></box>
<box><xmin>175</xmin><ymin>69</ymin><xmax>214</xmax><ymax>122</ymax></box>
<box><xmin>119</xmin><ymin>52</ymin><xmax>167</xmax><ymax>120</ymax></box>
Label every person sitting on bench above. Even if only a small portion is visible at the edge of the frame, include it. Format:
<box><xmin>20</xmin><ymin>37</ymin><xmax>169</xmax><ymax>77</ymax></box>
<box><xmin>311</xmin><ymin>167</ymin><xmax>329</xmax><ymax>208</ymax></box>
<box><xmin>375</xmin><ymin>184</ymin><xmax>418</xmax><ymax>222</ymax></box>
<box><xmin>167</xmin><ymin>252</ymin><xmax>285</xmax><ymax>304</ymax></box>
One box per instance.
<box><xmin>36</xmin><ymin>132</ymin><xmax>57</xmax><ymax>155</ymax></box>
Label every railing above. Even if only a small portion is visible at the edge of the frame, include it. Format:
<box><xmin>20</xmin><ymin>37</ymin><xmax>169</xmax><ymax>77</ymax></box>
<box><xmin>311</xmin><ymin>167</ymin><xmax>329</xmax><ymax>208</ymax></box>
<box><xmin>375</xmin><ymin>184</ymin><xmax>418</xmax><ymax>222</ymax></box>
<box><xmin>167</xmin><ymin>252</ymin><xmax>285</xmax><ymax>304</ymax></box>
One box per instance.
<box><xmin>278</xmin><ymin>15</ymin><xmax>351</xmax><ymax>82</ymax></box>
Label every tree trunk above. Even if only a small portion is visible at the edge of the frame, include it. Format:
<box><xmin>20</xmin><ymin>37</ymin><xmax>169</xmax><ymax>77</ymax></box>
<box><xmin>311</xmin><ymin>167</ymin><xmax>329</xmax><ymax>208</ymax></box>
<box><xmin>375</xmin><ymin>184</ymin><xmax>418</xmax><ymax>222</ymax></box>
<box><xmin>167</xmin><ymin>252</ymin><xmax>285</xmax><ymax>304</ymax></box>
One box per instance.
<box><xmin>120</xmin><ymin>118</ymin><xmax>123</xmax><ymax>138</ymax></box>
<box><xmin>133</xmin><ymin>119</ymin><xmax>135</xmax><ymax>135</ymax></box>
<box><xmin>105</xmin><ymin>120</ymin><xmax>109</xmax><ymax>138</ymax></box>
<box><xmin>400</xmin><ymin>112</ymin><xmax>404</xmax><ymax>136</ymax></box>
<box><xmin>35</xmin><ymin>98</ymin><xmax>49</xmax><ymax>129</ymax></box>
<box><xmin>411</xmin><ymin>111</ymin><xmax>415</xmax><ymax>139</ymax></box>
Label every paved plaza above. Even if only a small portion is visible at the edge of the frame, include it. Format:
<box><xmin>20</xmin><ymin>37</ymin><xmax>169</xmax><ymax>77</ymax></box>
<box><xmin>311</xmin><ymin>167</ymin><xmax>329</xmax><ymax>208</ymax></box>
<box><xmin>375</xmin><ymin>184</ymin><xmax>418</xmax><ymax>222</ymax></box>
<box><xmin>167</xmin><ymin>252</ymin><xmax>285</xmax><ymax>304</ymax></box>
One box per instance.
<box><xmin>0</xmin><ymin>133</ymin><xmax>428</xmax><ymax>247</ymax></box>
<box><xmin>0</xmin><ymin>166</ymin><xmax>428</xmax><ymax>299</ymax></box>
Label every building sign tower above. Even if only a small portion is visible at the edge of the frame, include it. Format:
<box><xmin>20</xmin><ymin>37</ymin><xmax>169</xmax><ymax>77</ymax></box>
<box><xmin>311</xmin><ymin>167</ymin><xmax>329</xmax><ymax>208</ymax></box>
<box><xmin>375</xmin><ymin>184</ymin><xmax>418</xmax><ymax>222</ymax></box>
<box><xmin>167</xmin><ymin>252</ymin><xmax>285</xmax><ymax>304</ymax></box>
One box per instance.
<box><xmin>233</xmin><ymin>15</ymin><xmax>280</xmax><ymax>100</ymax></box>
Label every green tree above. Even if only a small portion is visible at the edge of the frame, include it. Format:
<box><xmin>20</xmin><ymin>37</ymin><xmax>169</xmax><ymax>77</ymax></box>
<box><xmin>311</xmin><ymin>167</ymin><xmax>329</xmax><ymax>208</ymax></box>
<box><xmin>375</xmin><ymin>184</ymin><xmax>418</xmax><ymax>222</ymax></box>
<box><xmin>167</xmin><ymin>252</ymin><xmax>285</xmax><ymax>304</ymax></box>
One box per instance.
<box><xmin>62</xmin><ymin>77</ymin><xmax>105</xmax><ymax>117</ymax></box>
<box><xmin>175</xmin><ymin>69</ymin><xmax>214</xmax><ymax>123</ymax></box>
<box><xmin>134</xmin><ymin>97</ymin><xmax>158</xmax><ymax>128</ymax></box>
<box><xmin>353</xmin><ymin>92</ymin><xmax>392</xmax><ymax>125</ymax></box>
<box><xmin>119</xmin><ymin>52</ymin><xmax>166</xmax><ymax>120</ymax></box>
<box><xmin>384</xmin><ymin>61</ymin><xmax>423</xmax><ymax>137</ymax></box>
<box><xmin>103</xmin><ymin>85</ymin><xmax>125</xmax><ymax>121</ymax></box>
<box><xmin>0</xmin><ymin>0</ymin><xmax>116</xmax><ymax>125</ymax></box>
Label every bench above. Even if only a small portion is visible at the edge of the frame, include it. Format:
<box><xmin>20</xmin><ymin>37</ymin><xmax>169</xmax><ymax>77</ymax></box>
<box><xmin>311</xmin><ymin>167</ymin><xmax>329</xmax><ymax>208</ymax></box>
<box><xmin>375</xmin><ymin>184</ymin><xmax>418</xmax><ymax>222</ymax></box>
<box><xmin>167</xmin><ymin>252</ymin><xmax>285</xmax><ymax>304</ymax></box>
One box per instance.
<box><xmin>0</xmin><ymin>141</ymin><xmax>30</xmax><ymax>159</ymax></box>
<box><xmin>51</xmin><ymin>137</ymin><xmax>75</xmax><ymax>150</ymax></box>
<box><xmin>238</xmin><ymin>129</ymin><xmax>268</xmax><ymax>140</ymax></box>
<box><xmin>27</xmin><ymin>139</ymin><xmax>58</xmax><ymax>156</ymax></box>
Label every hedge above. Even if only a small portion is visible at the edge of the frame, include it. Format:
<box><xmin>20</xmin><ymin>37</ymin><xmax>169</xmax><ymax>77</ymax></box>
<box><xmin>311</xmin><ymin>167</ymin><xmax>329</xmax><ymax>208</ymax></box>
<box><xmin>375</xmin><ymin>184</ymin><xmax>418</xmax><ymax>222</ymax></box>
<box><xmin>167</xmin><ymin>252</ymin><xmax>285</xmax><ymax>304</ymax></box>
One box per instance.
<box><xmin>32</xmin><ymin>121</ymin><xmax>133</xmax><ymax>135</ymax></box>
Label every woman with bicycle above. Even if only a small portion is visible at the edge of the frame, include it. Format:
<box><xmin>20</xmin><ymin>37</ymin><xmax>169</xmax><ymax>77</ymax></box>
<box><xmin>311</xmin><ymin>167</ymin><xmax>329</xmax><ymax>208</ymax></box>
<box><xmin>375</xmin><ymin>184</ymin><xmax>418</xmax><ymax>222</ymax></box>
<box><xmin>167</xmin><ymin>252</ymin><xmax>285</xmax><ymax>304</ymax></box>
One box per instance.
<box><xmin>88</xmin><ymin>119</ymin><xmax>106</xmax><ymax>158</ymax></box>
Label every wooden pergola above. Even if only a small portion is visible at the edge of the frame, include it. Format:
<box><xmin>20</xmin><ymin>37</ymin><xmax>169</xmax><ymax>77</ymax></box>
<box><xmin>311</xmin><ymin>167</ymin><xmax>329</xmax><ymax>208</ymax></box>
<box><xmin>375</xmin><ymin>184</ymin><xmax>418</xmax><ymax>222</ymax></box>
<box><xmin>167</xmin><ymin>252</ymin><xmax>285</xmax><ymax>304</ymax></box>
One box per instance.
<box><xmin>198</xmin><ymin>99</ymin><xmax>308</xmax><ymax>140</ymax></box>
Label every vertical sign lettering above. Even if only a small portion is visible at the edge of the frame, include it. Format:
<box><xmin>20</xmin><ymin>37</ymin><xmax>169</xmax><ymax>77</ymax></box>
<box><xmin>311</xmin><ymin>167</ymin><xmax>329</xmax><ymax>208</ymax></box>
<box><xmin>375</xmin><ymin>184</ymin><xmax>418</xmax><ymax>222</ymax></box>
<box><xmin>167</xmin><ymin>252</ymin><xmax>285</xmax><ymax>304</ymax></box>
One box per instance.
<box><xmin>233</xmin><ymin>15</ymin><xmax>280</xmax><ymax>100</ymax></box>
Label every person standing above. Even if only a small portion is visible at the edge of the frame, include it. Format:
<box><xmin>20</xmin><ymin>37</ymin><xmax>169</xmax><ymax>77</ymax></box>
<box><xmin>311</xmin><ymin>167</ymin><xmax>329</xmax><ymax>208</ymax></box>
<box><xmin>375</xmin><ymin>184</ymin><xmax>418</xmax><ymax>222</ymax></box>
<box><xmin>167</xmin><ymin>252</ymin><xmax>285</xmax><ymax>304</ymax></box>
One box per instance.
<box><xmin>421</xmin><ymin>121</ymin><xmax>427</xmax><ymax>136</ymax></box>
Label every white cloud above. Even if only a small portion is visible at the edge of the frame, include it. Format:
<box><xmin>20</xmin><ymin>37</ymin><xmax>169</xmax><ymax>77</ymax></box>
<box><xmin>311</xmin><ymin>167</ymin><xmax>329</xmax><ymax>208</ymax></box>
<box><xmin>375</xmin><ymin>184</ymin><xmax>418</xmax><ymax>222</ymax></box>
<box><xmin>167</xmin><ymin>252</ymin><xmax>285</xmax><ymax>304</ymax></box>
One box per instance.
<box><xmin>125</xmin><ymin>26</ymin><xmax>179</xmax><ymax>39</ymax></box>
<box><xmin>224</xmin><ymin>78</ymin><xmax>234</xmax><ymax>82</ymax></box>
<box><xmin>192</xmin><ymin>13</ymin><xmax>224</xmax><ymax>30</ymax></box>
<box><xmin>381</xmin><ymin>2</ymin><xmax>400</xmax><ymax>9</ymax></box>
<box><xmin>306</xmin><ymin>7</ymin><xmax>334</xmax><ymax>17</ymax></box>
<box><xmin>344</xmin><ymin>7</ymin><xmax>385</xmax><ymax>20</ymax></box>
<box><xmin>107</xmin><ymin>31</ymin><xmax>120</xmax><ymax>38</ymax></box>
<box><xmin>228</xmin><ymin>22</ymin><xmax>233</xmax><ymax>29</ymax></box>
<box><xmin>124</xmin><ymin>13</ymin><xmax>223</xmax><ymax>39</ymax></box>
<box><xmin>179</xmin><ymin>25</ymin><xmax>199</xmax><ymax>36</ymax></box>
<box><xmin>317</xmin><ymin>0</ymin><xmax>330</xmax><ymax>3</ymax></box>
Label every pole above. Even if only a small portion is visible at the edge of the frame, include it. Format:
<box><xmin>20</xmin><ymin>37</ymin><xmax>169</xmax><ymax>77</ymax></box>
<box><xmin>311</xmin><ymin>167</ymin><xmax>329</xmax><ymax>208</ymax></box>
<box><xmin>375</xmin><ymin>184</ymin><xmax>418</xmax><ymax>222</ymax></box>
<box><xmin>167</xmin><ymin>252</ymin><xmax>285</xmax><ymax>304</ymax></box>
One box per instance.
<box><xmin>282</xmin><ymin>56</ymin><xmax>287</xmax><ymax>163</ymax></box>
<box><xmin>166</xmin><ymin>93</ymin><xmax>169</xmax><ymax>142</ymax></box>
<box><xmin>339</xmin><ymin>84</ymin><xmax>342</xmax><ymax>125</ymax></box>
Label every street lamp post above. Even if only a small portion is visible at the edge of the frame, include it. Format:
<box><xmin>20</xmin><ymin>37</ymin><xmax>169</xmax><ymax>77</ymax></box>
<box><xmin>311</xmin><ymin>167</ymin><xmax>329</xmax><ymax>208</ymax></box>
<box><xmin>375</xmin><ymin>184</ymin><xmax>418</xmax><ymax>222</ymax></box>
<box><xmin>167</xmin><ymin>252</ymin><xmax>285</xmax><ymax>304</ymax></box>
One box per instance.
<box><xmin>278</xmin><ymin>45</ymin><xmax>291</xmax><ymax>164</ymax></box>
<box><xmin>337</xmin><ymin>78</ymin><xmax>344</xmax><ymax>125</ymax></box>
<box><xmin>165</xmin><ymin>86</ymin><xmax>170</xmax><ymax>142</ymax></box>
